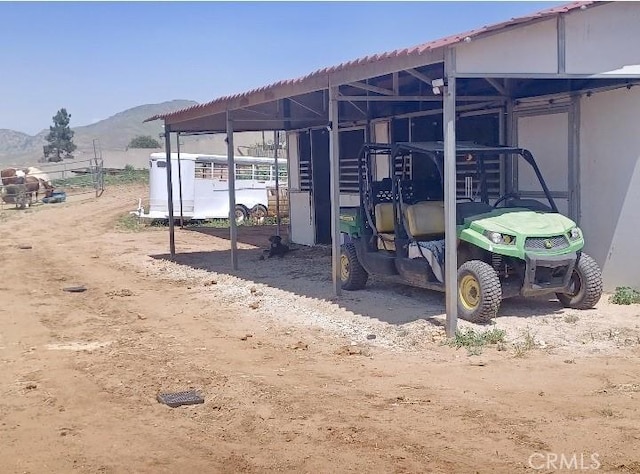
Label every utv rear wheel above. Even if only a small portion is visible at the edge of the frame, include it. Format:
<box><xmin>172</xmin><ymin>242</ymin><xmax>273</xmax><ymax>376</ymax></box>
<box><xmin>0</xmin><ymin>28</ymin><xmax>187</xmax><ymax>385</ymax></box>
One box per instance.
<box><xmin>340</xmin><ymin>243</ymin><xmax>368</xmax><ymax>290</ymax></box>
<box><xmin>457</xmin><ymin>260</ymin><xmax>502</xmax><ymax>323</ymax></box>
<box><xmin>557</xmin><ymin>253</ymin><xmax>603</xmax><ymax>310</ymax></box>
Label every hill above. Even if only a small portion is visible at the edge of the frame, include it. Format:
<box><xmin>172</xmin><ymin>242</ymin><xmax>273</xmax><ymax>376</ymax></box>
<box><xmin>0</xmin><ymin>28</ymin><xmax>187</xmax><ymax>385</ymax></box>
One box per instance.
<box><xmin>0</xmin><ymin>100</ymin><xmax>251</xmax><ymax>167</ymax></box>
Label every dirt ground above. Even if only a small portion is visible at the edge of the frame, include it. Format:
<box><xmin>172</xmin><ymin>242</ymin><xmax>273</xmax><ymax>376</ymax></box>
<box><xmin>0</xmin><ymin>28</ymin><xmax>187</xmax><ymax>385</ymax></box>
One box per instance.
<box><xmin>1</xmin><ymin>184</ymin><xmax>639</xmax><ymax>474</ymax></box>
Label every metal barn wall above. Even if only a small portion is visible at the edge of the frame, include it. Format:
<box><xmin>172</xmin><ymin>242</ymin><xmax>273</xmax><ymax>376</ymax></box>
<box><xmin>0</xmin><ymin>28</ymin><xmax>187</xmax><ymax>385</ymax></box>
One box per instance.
<box><xmin>515</xmin><ymin>110</ymin><xmax>571</xmax><ymax>217</ymax></box>
<box><xmin>565</xmin><ymin>2</ymin><xmax>640</xmax><ymax>75</ymax></box>
<box><xmin>580</xmin><ymin>86</ymin><xmax>640</xmax><ymax>289</ymax></box>
<box><xmin>455</xmin><ymin>19</ymin><xmax>558</xmax><ymax>74</ymax></box>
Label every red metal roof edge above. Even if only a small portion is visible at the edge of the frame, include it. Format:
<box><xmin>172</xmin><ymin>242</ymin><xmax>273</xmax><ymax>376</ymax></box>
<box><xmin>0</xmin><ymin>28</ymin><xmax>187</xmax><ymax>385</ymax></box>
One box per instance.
<box><xmin>145</xmin><ymin>1</ymin><xmax>597</xmax><ymax>124</ymax></box>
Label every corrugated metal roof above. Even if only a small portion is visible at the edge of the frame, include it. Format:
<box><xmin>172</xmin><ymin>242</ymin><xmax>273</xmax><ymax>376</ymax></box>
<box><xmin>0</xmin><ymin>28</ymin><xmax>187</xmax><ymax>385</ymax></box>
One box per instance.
<box><xmin>146</xmin><ymin>1</ymin><xmax>597</xmax><ymax>123</ymax></box>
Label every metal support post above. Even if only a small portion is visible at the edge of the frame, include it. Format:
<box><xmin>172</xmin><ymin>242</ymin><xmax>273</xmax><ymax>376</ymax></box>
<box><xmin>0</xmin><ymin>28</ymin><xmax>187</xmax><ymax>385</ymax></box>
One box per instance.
<box><xmin>164</xmin><ymin>124</ymin><xmax>176</xmax><ymax>259</ymax></box>
<box><xmin>274</xmin><ymin>130</ymin><xmax>281</xmax><ymax>237</ymax></box>
<box><xmin>443</xmin><ymin>73</ymin><xmax>458</xmax><ymax>337</ymax></box>
<box><xmin>226</xmin><ymin>112</ymin><xmax>238</xmax><ymax>270</ymax></box>
<box><xmin>176</xmin><ymin>132</ymin><xmax>185</xmax><ymax>228</ymax></box>
<box><xmin>328</xmin><ymin>86</ymin><xmax>342</xmax><ymax>296</ymax></box>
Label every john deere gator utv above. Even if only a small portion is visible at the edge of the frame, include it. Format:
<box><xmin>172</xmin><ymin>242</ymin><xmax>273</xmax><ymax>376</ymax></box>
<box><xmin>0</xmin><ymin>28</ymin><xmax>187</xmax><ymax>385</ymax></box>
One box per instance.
<box><xmin>339</xmin><ymin>142</ymin><xmax>603</xmax><ymax>323</ymax></box>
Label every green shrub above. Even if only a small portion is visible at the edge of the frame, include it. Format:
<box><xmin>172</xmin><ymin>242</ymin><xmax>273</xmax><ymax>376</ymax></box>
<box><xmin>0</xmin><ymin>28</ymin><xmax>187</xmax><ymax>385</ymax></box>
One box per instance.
<box><xmin>609</xmin><ymin>286</ymin><xmax>640</xmax><ymax>305</ymax></box>
<box><xmin>128</xmin><ymin>135</ymin><xmax>161</xmax><ymax>149</ymax></box>
<box><xmin>446</xmin><ymin>327</ymin><xmax>506</xmax><ymax>355</ymax></box>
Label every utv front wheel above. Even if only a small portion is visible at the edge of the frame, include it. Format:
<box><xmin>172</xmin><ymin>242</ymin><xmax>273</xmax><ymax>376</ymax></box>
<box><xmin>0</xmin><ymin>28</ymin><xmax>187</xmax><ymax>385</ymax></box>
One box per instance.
<box><xmin>457</xmin><ymin>260</ymin><xmax>502</xmax><ymax>323</ymax></box>
<box><xmin>340</xmin><ymin>243</ymin><xmax>368</xmax><ymax>290</ymax></box>
<box><xmin>557</xmin><ymin>253</ymin><xmax>603</xmax><ymax>309</ymax></box>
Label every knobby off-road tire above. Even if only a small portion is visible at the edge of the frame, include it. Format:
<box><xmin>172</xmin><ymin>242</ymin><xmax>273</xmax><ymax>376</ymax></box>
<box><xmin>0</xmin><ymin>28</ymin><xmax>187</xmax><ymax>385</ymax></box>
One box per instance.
<box><xmin>457</xmin><ymin>260</ymin><xmax>502</xmax><ymax>323</ymax></box>
<box><xmin>340</xmin><ymin>243</ymin><xmax>368</xmax><ymax>290</ymax></box>
<box><xmin>557</xmin><ymin>253</ymin><xmax>603</xmax><ymax>310</ymax></box>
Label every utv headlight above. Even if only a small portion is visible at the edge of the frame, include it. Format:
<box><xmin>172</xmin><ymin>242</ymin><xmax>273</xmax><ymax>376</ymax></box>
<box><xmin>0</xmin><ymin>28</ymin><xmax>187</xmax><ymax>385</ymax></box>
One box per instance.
<box><xmin>484</xmin><ymin>231</ymin><xmax>516</xmax><ymax>245</ymax></box>
<box><xmin>568</xmin><ymin>227</ymin><xmax>581</xmax><ymax>240</ymax></box>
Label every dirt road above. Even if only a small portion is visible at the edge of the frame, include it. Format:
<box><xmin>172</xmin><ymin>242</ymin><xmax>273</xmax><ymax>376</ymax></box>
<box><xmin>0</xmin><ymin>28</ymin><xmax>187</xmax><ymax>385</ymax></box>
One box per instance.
<box><xmin>1</xmin><ymin>186</ymin><xmax>639</xmax><ymax>473</ymax></box>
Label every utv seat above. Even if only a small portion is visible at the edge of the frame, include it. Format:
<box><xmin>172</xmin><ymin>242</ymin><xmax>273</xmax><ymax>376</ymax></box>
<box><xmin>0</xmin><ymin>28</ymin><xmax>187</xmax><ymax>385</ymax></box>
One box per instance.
<box><xmin>404</xmin><ymin>201</ymin><xmax>445</xmax><ymax>241</ymax></box>
<box><xmin>374</xmin><ymin>202</ymin><xmax>397</xmax><ymax>251</ymax></box>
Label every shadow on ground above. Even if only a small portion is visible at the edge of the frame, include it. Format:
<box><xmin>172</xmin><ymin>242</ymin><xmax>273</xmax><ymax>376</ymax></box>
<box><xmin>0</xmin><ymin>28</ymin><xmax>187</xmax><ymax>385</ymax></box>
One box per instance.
<box><xmin>151</xmin><ymin>225</ymin><xmax>566</xmax><ymax>326</ymax></box>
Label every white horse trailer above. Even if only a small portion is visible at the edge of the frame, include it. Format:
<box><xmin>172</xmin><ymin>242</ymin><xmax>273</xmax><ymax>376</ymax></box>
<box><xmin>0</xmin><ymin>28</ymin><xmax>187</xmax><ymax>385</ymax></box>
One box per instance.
<box><xmin>138</xmin><ymin>152</ymin><xmax>287</xmax><ymax>222</ymax></box>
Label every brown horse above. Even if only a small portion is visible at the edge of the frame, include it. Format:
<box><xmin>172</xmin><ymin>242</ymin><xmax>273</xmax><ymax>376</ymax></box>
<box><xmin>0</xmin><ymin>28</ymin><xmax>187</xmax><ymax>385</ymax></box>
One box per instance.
<box><xmin>1</xmin><ymin>168</ymin><xmax>54</xmax><ymax>207</ymax></box>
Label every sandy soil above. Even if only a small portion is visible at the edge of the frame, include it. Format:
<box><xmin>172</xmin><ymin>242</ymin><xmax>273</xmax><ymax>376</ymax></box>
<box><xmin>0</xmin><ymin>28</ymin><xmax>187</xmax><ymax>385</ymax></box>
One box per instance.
<box><xmin>0</xmin><ymin>185</ymin><xmax>639</xmax><ymax>473</ymax></box>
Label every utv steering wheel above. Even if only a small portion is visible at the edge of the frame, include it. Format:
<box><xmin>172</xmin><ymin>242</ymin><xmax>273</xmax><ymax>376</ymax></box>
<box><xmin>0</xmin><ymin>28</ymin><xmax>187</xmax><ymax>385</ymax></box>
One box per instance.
<box><xmin>493</xmin><ymin>192</ymin><xmax>520</xmax><ymax>208</ymax></box>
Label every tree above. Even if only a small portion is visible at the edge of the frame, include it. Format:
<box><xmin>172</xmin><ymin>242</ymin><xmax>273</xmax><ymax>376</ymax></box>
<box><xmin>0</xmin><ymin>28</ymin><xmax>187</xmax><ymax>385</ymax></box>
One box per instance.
<box><xmin>43</xmin><ymin>108</ymin><xmax>77</xmax><ymax>162</ymax></box>
<box><xmin>128</xmin><ymin>135</ymin><xmax>161</xmax><ymax>149</ymax></box>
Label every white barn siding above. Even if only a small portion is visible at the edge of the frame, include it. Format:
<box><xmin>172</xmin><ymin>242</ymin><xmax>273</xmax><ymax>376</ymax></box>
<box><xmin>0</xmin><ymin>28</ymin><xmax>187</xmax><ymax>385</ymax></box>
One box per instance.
<box><xmin>456</xmin><ymin>19</ymin><xmax>558</xmax><ymax>74</ymax></box>
<box><xmin>580</xmin><ymin>87</ymin><xmax>640</xmax><ymax>289</ymax></box>
<box><xmin>565</xmin><ymin>3</ymin><xmax>640</xmax><ymax>75</ymax></box>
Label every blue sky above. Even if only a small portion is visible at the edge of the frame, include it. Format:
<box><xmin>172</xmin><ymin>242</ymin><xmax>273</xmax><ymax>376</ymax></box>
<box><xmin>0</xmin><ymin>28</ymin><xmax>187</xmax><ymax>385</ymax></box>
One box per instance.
<box><xmin>1</xmin><ymin>1</ymin><xmax>564</xmax><ymax>134</ymax></box>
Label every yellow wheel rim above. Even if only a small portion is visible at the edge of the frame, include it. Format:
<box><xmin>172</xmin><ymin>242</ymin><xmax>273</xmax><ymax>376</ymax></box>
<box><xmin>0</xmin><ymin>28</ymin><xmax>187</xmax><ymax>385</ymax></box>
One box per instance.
<box><xmin>340</xmin><ymin>254</ymin><xmax>350</xmax><ymax>281</ymax></box>
<box><xmin>459</xmin><ymin>274</ymin><xmax>481</xmax><ymax>310</ymax></box>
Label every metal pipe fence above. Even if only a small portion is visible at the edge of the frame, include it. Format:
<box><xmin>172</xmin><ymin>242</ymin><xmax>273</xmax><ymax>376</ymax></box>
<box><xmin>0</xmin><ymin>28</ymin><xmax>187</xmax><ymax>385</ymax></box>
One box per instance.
<box><xmin>1</xmin><ymin>158</ymin><xmax>104</xmax><ymax>210</ymax></box>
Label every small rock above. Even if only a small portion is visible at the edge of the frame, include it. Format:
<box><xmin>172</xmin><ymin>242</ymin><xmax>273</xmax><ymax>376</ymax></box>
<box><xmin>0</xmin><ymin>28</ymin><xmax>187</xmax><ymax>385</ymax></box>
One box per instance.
<box><xmin>240</xmin><ymin>334</ymin><xmax>253</xmax><ymax>341</ymax></box>
<box><xmin>248</xmin><ymin>302</ymin><xmax>260</xmax><ymax>310</ymax></box>
<box><xmin>17</xmin><ymin>245</ymin><xmax>32</xmax><ymax>250</ymax></box>
<box><xmin>25</xmin><ymin>383</ymin><xmax>37</xmax><ymax>390</ymax></box>
<box><xmin>204</xmin><ymin>280</ymin><xmax>218</xmax><ymax>286</ymax></box>
<box><xmin>291</xmin><ymin>341</ymin><xmax>308</xmax><ymax>350</ymax></box>
<box><xmin>366</xmin><ymin>334</ymin><xmax>377</xmax><ymax>340</ymax></box>
<box><xmin>137</xmin><ymin>313</ymin><xmax>147</xmax><ymax>320</ymax></box>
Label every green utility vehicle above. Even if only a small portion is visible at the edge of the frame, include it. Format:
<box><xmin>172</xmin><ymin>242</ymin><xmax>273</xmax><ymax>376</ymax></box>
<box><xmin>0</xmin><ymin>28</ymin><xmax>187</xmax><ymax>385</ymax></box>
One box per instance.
<box><xmin>339</xmin><ymin>142</ymin><xmax>603</xmax><ymax>322</ymax></box>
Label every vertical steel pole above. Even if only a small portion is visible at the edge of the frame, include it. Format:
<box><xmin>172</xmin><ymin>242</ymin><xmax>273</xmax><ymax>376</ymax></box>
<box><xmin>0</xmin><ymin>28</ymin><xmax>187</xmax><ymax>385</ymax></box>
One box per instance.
<box><xmin>226</xmin><ymin>112</ymin><xmax>238</xmax><ymax>270</ymax></box>
<box><xmin>443</xmin><ymin>58</ymin><xmax>458</xmax><ymax>337</ymax></box>
<box><xmin>328</xmin><ymin>86</ymin><xmax>342</xmax><ymax>296</ymax></box>
<box><xmin>176</xmin><ymin>132</ymin><xmax>185</xmax><ymax>229</ymax></box>
<box><xmin>274</xmin><ymin>130</ymin><xmax>281</xmax><ymax>237</ymax></box>
<box><xmin>164</xmin><ymin>124</ymin><xmax>176</xmax><ymax>258</ymax></box>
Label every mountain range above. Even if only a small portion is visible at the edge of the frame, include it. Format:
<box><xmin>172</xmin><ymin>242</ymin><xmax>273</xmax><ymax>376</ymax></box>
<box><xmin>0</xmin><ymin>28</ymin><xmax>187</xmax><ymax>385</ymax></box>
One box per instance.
<box><xmin>0</xmin><ymin>100</ymin><xmax>265</xmax><ymax>167</ymax></box>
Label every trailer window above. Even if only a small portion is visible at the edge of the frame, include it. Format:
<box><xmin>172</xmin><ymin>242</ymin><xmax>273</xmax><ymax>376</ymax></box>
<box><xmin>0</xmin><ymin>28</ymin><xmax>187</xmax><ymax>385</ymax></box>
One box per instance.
<box><xmin>195</xmin><ymin>162</ymin><xmax>212</xmax><ymax>179</ymax></box>
<box><xmin>213</xmin><ymin>163</ymin><xmax>228</xmax><ymax>180</ymax></box>
<box><xmin>255</xmin><ymin>165</ymin><xmax>272</xmax><ymax>181</ymax></box>
<box><xmin>236</xmin><ymin>164</ymin><xmax>253</xmax><ymax>180</ymax></box>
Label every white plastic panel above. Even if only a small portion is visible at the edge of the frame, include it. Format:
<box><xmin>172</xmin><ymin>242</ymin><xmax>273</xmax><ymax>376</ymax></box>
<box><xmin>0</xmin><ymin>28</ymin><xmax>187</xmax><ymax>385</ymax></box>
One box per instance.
<box><xmin>287</xmin><ymin>132</ymin><xmax>300</xmax><ymax>190</ymax></box>
<box><xmin>580</xmin><ymin>87</ymin><xmax>640</xmax><ymax>289</ymax></box>
<box><xmin>373</xmin><ymin>121</ymin><xmax>390</xmax><ymax>180</ymax></box>
<box><xmin>566</xmin><ymin>3</ymin><xmax>640</xmax><ymax>75</ymax></box>
<box><xmin>289</xmin><ymin>190</ymin><xmax>315</xmax><ymax>246</ymax></box>
<box><xmin>340</xmin><ymin>193</ymin><xmax>360</xmax><ymax>207</ymax></box>
<box><xmin>456</xmin><ymin>19</ymin><xmax>557</xmax><ymax>74</ymax></box>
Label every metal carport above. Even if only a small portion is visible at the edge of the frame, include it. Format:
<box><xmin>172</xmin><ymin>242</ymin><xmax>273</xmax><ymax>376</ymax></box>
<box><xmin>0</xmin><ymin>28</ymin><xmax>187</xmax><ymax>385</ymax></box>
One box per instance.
<box><xmin>146</xmin><ymin>1</ymin><xmax>640</xmax><ymax>335</ymax></box>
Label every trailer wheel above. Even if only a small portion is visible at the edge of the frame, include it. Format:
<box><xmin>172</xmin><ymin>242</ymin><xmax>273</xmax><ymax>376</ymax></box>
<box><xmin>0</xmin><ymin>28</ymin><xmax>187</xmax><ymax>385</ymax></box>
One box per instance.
<box><xmin>457</xmin><ymin>260</ymin><xmax>502</xmax><ymax>323</ymax></box>
<box><xmin>340</xmin><ymin>243</ymin><xmax>368</xmax><ymax>290</ymax></box>
<box><xmin>250</xmin><ymin>204</ymin><xmax>268</xmax><ymax>224</ymax></box>
<box><xmin>234</xmin><ymin>205</ymin><xmax>249</xmax><ymax>224</ymax></box>
<box><xmin>557</xmin><ymin>253</ymin><xmax>603</xmax><ymax>310</ymax></box>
